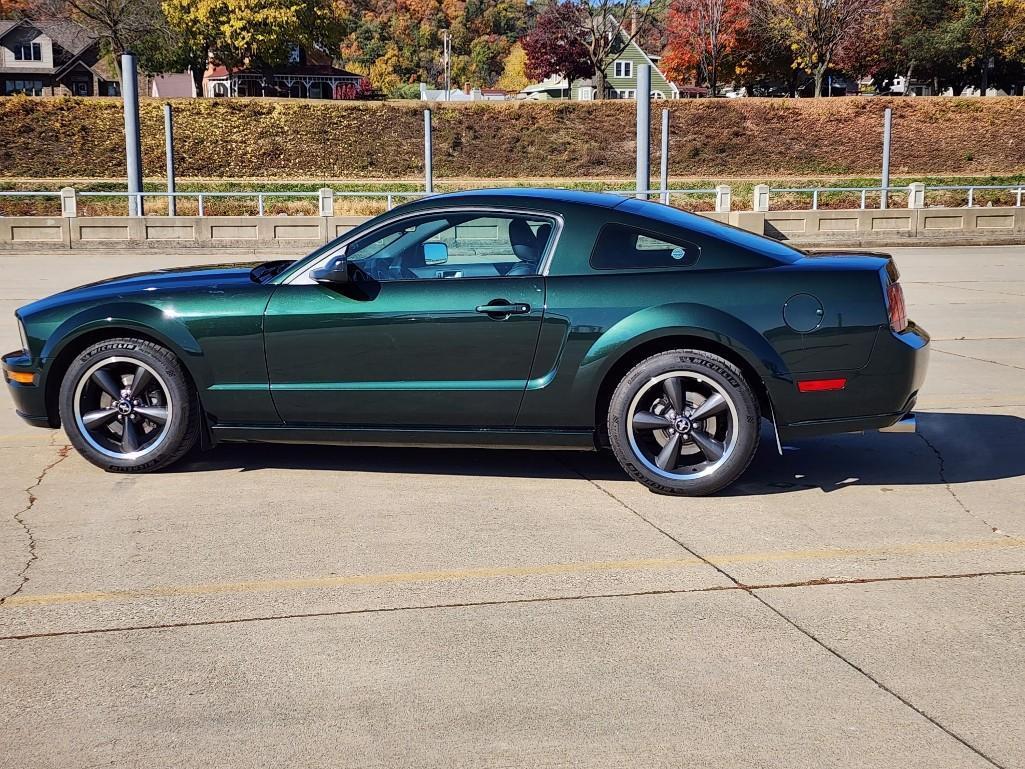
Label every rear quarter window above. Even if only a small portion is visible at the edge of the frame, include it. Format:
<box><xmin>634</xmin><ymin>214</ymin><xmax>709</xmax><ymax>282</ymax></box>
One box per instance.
<box><xmin>590</xmin><ymin>224</ymin><xmax>700</xmax><ymax>270</ymax></box>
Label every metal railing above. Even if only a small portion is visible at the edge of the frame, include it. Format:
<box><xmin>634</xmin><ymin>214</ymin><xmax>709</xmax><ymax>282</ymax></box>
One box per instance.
<box><xmin>767</xmin><ymin>186</ymin><xmax>904</xmax><ymax>211</ymax></box>
<box><xmin>923</xmin><ymin>184</ymin><xmax>1025</xmax><ymax>208</ymax></box>
<box><xmin>2</xmin><ymin>182</ymin><xmax>1025</xmax><ymax>217</ymax></box>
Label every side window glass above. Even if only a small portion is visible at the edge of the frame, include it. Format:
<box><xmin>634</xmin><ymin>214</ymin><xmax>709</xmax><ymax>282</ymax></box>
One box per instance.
<box><xmin>341</xmin><ymin>213</ymin><xmax>555</xmax><ymax>281</ymax></box>
<box><xmin>590</xmin><ymin>224</ymin><xmax>700</xmax><ymax>270</ymax></box>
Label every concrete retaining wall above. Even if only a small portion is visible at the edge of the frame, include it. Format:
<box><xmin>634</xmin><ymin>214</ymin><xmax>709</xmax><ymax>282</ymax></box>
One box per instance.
<box><xmin>0</xmin><ymin>215</ymin><xmax>370</xmax><ymax>251</ymax></box>
<box><xmin>1</xmin><ymin>208</ymin><xmax>1022</xmax><ymax>251</ymax></box>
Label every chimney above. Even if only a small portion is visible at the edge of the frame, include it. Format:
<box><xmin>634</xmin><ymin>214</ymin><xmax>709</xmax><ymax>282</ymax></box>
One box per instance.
<box><xmin>629</xmin><ymin>7</ymin><xmax>638</xmax><ymax>36</ymax></box>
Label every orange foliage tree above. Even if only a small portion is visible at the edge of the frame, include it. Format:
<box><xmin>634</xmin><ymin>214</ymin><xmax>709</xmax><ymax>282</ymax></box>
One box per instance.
<box><xmin>661</xmin><ymin>0</ymin><xmax>749</xmax><ymax>95</ymax></box>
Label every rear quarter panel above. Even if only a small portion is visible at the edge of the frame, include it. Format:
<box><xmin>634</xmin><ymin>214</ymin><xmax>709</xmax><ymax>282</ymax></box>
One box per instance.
<box><xmin>519</xmin><ymin>262</ymin><xmax>887</xmax><ymax>430</ymax></box>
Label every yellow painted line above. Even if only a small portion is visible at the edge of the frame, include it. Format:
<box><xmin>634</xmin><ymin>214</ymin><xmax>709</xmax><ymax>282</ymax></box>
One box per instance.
<box><xmin>5</xmin><ymin>537</ymin><xmax>1025</xmax><ymax>609</ymax></box>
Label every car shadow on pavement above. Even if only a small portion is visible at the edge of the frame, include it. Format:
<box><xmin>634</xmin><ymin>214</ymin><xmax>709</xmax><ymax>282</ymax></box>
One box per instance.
<box><xmin>726</xmin><ymin>411</ymin><xmax>1025</xmax><ymax>496</ymax></box>
<box><xmin>171</xmin><ymin>411</ymin><xmax>1025</xmax><ymax>495</ymax></box>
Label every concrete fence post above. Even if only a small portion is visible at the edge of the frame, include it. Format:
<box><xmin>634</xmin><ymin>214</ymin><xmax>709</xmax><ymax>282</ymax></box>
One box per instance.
<box><xmin>319</xmin><ymin>187</ymin><xmax>334</xmax><ymax>217</ymax></box>
<box><xmin>907</xmin><ymin>182</ymin><xmax>925</xmax><ymax>209</ymax></box>
<box><xmin>715</xmin><ymin>185</ymin><xmax>732</xmax><ymax>213</ymax></box>
<box><xmin>60</xmin><ymin>187</ymin><xmax>77</xmax><ymax>218</ymax></box>
<box><xmin>752</xmin><ymin>184</ymin><xmax>770</xmax><ymax>212</ymax></box>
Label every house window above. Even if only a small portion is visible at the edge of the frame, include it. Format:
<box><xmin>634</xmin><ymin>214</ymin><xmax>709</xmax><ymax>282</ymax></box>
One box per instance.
<box><xmin>651</xmin><ymin>90</ymin><xmax>665</xmax><ymax>100</ymax></box>
<box><xmin>4</xmin><ymin>79</ymin><xmax>44</xmax><ymax>96</ymax></box>
<box><xmin>578</xmin><ymin>86</ymin><xmax>593</xmax><ymax>101</ymax></box>
<box><xmin>613</xmin><ymin>61</ymin><xmax>632</xmax><ymax>78</ymax></box>
<box><xmin>14</xmin><ymin>42</ymin><xmax>42</xmax><ymax>61</ymax></box>
<box><xmin>212</xmin><ymin>82</ymin><xmax>228</xmax><ymax>97</ymax></box>
<box><xmin>616</xmin><ymin>89</ymin><xmax>636</xmax><ymax>99</ymax></box>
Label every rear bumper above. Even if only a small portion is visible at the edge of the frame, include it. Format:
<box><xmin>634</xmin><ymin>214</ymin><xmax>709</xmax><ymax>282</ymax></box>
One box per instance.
<box><xmin>878</xmin><ymin>412</ymin><xmax>916</xmax><ymax>433</ymax></box>
<box><xmin>776</xmin><ymin>321</ymin><xmax>928</xmax><ymax>440</ymax></box>
<box><xmin>2</xmin><ymin>349</ymin><xmax>52</xmax><ymax>428</ymax></box>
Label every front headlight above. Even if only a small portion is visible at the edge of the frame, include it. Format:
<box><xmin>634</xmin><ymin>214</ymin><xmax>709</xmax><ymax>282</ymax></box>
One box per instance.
<box><xmin>16</xmin><ymin>315</ymin><xmax>29</xmax><ymax>354</ymax></box>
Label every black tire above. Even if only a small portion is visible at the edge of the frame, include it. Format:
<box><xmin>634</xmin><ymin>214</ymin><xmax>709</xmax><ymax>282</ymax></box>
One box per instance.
<box><xmin>58</xmin><ymin>337</ymin><xmax>200</xmax><ymax>473</ymax></box>
<box><xmin>607</xmin><ymin>349</ymin><xmax>760</xmax><ymax>496</ymax></box>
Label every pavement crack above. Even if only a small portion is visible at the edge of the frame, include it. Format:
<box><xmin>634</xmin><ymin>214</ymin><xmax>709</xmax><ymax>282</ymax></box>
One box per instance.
<box><xmin>3</xmin><ymin>568</ymin><xmax>1022</xmax><ymax>643</ymax></box>
<box><xmin>931</xmin><ymin>347</ymin><xmax>1025</xmax><ymax>373</ymax></box>
<box><xmin>0</xmin><ymin>441</ymin><xmax>72</xmax><ymax>607</ymax></box>
<box><xmin>564</xmin><ymin>461</ymin><xmax>1009</xmax><ymax>769</ymax></box>
<box><xmin>917</xmin><ymin>431</ymin><xmax>1009</xmax><ymax>538</ymax></box>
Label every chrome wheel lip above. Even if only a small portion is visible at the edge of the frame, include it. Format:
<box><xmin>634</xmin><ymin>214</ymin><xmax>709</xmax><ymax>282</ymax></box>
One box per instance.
<box><xmin>73</xmin><ymin>356</ymin><xmax>173</xmax><ymax>461</ymax></box>
<box><xmin>626</xmin><ymin>371</ymin><xmax>739</xmax><ymax>482</ymax></box>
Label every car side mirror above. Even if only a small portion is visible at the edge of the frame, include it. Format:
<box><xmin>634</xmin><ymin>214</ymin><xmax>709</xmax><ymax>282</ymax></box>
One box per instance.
<box><xmin>423</xmin><ymin>242</ymin><xmax>448</xmax><ymax>266</ymax></box>
<box><xmin>311</xmin><ymin>255</ymin><xmax>349</xmax><ymax>285</ymax></box>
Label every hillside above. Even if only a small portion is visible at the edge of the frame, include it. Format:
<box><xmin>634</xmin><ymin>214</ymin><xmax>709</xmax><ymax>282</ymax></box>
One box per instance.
<box><xmin>1</xmin><ymin>96</ymin><xmax>1023</xmax><ymax>179</ymax></box>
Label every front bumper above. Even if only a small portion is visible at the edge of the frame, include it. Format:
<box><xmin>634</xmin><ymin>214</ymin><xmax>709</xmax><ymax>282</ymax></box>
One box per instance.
<box><xmin>2</xmin><ymin>349</ymin><xmax>52</xmax><ymax>428</ymax></box>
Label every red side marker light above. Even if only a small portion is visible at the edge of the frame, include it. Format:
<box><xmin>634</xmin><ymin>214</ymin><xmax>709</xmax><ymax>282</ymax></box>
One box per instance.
<box><xmin>797</xmin><ymin>378</ymin><xmax>847</xmax><ymax>393</ymax></box>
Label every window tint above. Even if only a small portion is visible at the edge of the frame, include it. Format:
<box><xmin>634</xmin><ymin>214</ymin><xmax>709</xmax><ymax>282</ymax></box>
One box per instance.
<box><xmin>590</xmin><ymin>224</ymin><xmax>700</xmax><ymax>270</ymax></box>
<box><xmin>341</xmin><ymin>212</ymin><xmax>556</xmax><ymax>281</ymax></box>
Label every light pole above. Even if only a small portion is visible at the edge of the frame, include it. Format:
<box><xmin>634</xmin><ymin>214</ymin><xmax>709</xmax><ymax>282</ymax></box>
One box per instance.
<box><xmin>441</xmin><ymin>29</ymin><xmax>451</xmax><ymax>101</ymax></box>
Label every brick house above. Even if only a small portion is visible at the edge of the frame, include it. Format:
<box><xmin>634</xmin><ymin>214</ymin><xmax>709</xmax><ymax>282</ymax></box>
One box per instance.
<box><xmin>0</xmin><ymin>19</ymin><xmax>119</xmax><ymax>97</ymax></box>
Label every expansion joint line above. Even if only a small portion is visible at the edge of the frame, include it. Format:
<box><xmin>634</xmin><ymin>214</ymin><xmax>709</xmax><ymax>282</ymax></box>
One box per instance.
<box><xmin>564</xmin><ymin>460</ymin><xmax>1009</xmax><ymax>769</ymax></box>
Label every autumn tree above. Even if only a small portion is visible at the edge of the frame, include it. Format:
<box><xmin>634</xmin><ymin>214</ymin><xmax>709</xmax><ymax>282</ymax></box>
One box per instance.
<box><xmin>521</xmin><ymin>1</ymin><xmax>591</xmax><ymax>82</ymax></box>
<box><xmin>0</xmin><ymin>0</ymin><xmax>34</xmax><ymax>17</ymax></box>
<box><xmin>340</xmin><ymin>0</ymin><xmax>529</xmax><ymax>95</ymax></box>
<box><xmin>661</xmin><ymin>0</ymin><xmax>749</xmax><ymax>94</ymax></box>
<box><xmin>495</xmin><ymin>40</ymin><xmax>529</xmax><ymax>90</ymax></box>
<box><xmin>523</xmin><ymin>0</ymin><xmax>656</xmax><ymax>99</ymax></box>
<box><xmin>162</xmin><ymin>0</ymin><xmax>344</xmax><ymax>75</ymax></box>
<box><xmin>957</xmin><ymin>0</ymin><xmax>1025</xmax><ymax>91</ymax></box>
<box><xmin>34</xmin><ymin>0</ymin><xmax>165</xmax><ymax>76</ymax></box>
<box><xmin>751</xmin><ymin>0</ymin><xmax>882</xmax><ymax>96</ymax></box>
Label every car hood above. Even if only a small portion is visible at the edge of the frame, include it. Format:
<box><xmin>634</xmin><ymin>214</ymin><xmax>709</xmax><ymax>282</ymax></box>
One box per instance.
<box><xmin>17</xmin><ymin>261</ymin><xmax>278</xmax><ymax>319</ymax></box>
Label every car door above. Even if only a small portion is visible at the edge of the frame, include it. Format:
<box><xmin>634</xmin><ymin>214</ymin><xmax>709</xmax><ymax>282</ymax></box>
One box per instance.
<box><xmin>263</xmin><ymin>209</ymin><xmax>557</xmax><ymax>428</ymax></box>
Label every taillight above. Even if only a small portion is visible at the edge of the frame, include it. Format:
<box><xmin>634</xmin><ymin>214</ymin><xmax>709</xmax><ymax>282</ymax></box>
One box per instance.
<box><xmin>887</xmin><ymin>281</ymin><xmax>908</xmax><ymax>333</ymax></box>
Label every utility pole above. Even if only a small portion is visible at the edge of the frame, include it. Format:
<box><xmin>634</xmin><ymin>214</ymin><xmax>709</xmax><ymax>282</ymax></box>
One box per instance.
<box><xmin>121</xmin><ymin>52</ymin><xmax>144</xmax><ymax>216</ymax></box>
<box><xmin>424</xmin><ymin>109</ymin><xmax>433</xmax><ymax>193</ymax></box>
<box><xmin>441</xmin><ymin>30</ymin><xmax>451</xmax><ymax>101</ymax></box>
<box><xmin>881</xmin><ymin>107</ymin><xmax>892</xmax><ymax>210</ymax></box>
<box><xmin>635</xmin><ymin>65</ymin><xmax>651</xmax><ymax>199</ymax></box>
<box><xmin>164</xmin><ymin>104</ymin><xmax>176</xmax><ymax>216</ymax></box>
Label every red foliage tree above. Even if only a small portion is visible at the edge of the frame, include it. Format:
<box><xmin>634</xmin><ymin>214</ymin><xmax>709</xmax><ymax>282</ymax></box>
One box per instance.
<box><xmin>661</xmin><ymin>0</ymin><xmax>750</xmax><ymax>95</ymax></box>
<box><xmin>521</xmin><ymin>1</ymin><xmax>591</xmax><ymax>83</ymax></box>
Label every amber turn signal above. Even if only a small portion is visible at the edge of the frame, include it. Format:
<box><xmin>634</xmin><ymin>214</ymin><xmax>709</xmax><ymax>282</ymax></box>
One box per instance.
<box><xmin>5</xmin><ymin>370</ymin><xmax>35</xmax><ymax>385</ymax></box>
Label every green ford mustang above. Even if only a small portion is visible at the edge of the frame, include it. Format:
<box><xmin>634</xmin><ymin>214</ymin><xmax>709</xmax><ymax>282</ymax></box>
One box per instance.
<box><xmin>3</xmin><ymin>189</ymin><xmax>928</xmax><ymax>495</ymax></box>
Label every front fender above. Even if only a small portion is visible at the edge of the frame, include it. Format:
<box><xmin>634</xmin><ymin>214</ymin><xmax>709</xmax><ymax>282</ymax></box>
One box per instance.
<box><xmin>40</xmin><ymin>302</ymin><xmax>212</xmax><ymax>391</ymax></box>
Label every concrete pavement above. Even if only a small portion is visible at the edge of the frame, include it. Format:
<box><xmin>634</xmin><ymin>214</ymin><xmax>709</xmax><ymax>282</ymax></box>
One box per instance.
<box><xmin>1</xmin><ymin>246</ymin><xmax>1024</xmax><ymax>768</ymax></box>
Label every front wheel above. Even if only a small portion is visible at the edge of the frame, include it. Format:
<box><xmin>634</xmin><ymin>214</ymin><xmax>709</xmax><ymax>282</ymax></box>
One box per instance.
<box><xmin>59</xmin><ymin>337</ymin><xmax>200</xmax><ymax>473</ymax></box>
<box><xmin>607</xmin><ymin>349</ymin><xmax>761</xmax><ymax>496</ymax></box>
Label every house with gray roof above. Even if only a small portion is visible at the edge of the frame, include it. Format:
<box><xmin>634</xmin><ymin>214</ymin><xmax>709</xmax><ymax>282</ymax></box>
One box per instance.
<box><xmin>0</xmin><ymin>19</ymin><xmax>119</xmax><ymax>97</ymax></box>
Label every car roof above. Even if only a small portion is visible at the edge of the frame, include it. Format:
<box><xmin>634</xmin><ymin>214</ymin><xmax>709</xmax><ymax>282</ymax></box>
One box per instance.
<box><xmin>404</xmin><ymin>187</ymin><xmax>627</xmax><ymax>210</ymax></box>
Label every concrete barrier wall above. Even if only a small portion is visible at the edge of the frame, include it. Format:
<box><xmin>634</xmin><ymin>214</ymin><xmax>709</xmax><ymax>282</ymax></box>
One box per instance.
<box><xmin>746</xmin><ymin>207</ymin><xmax>1025</xmax><ymax>247</ymax></box>
<box><xmin>1</xmin><ymin>208</ymin><xmax>1022</xmax><ymax>251</ymax></box>
<box><xmin>0</xmin><ymin>215</ymin><xmax>370</xmax><ymax>251</ymax></box>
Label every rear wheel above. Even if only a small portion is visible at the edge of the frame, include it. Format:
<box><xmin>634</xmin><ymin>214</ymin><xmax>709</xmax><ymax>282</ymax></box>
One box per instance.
<box><xmin>59</xmin><ymin>338</ymin><xmax>200</xmax><ymax>473</ymax></box>
<box><xmin>607</xmin><ymin>349</ymin><xmax>760</xmax><ymax>496</ymax></box>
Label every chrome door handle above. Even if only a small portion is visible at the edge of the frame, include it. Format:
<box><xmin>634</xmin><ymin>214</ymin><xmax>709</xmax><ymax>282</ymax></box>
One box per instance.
<box><xmin>475</xmin><ymin>302</ymin><xmax>531</xmax><ymax>316</ymax></box>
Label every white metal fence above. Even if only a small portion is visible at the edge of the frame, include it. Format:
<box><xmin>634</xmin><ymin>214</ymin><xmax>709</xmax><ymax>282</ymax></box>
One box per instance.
<box><xmin>1</xmin><ymin>182</ymin><xmax>1023</xmax><ymax>217</ymax></box>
